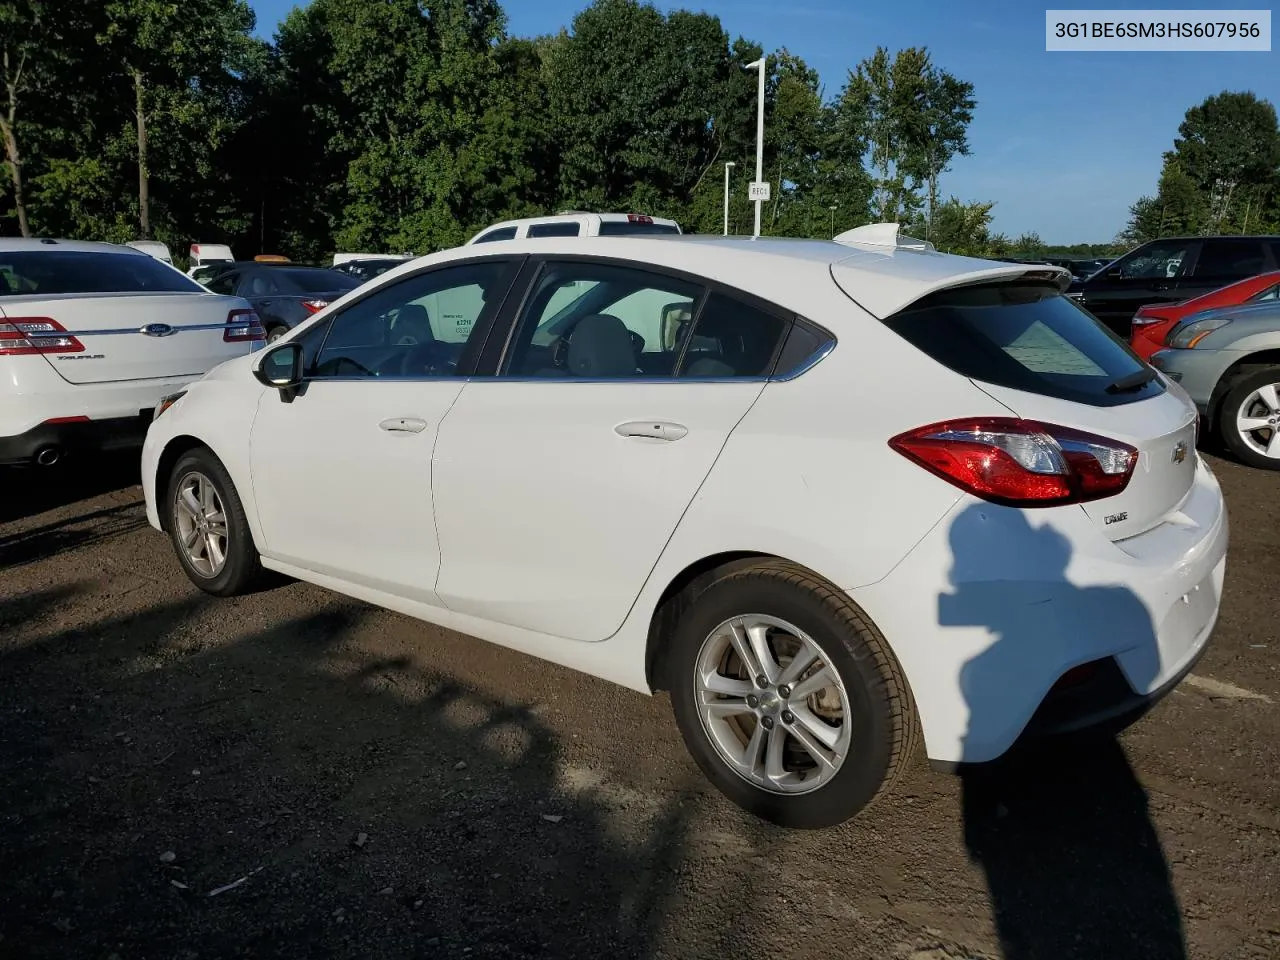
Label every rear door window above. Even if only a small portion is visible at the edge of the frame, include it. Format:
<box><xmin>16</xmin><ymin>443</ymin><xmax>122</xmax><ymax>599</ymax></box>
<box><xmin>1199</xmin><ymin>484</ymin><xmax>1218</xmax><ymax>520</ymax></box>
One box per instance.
<box><xmin>884</xmin><ymin>283</ymin><xmax>1165</xmax><ymax>407</ymax></box>
<box><xmin>527</xmin><ymin>222</ymin><xmax>581</xmax><ymax>238</ymax></box>
<box><xmin>0</xmin><ymin>251</ymin><xmax>203</xmax><ymax>295</ymax></box>
<box><xmin>1193</xmin><ymin>239</ymin><xmax>1268</xmax><ymax>279</ymax></box>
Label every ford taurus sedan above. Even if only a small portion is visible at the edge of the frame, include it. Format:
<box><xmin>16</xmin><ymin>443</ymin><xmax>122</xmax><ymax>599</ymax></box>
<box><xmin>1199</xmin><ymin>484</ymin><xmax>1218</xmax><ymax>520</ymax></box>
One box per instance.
<box><xmin>141</xmin><ymin>230</ymin><xmax>1228</xmax><ymax>828</ymax></box>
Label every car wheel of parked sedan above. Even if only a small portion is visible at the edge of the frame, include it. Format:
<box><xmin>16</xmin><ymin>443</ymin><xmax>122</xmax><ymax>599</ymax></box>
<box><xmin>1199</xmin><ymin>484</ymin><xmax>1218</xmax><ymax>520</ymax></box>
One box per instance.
<box><xmin>668</xmin><ymin>560</ymin><xmax>918</xmax><ymax>828</ymax></box>
<box><xmin>1219</xmin><ymin>367</ymin><xmax>1280</xmax><ymax>470</ymax></box>
<box><xmin>167</xmin><ymin>448</ymin><xmax>264</xmax><ymax>596</ymax></box>
<box><xmin>265</xmin><ymin>325</ymin><xmax>288</xmax><ymax>344</ymax></box>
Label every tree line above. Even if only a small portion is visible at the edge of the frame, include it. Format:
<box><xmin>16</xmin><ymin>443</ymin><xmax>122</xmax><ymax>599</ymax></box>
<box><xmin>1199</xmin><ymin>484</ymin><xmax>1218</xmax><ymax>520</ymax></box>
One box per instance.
<box><xmin>1124</xmin><ymin>91</ymin><xmax>1280</xmax><ymax>243</ymax></box>
<box><xmin>3</xmin><ymin>0</ymin><xmax>1030</xmax><ymax>262</ymax></box>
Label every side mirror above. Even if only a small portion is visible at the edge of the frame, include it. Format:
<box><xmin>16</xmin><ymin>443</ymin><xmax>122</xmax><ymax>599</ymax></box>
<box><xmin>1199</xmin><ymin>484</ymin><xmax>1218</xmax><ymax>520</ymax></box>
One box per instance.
<box><xmin>254</xmin><ymin>341</ymin><xmax>304</xmax><ymax>390</ymax></box>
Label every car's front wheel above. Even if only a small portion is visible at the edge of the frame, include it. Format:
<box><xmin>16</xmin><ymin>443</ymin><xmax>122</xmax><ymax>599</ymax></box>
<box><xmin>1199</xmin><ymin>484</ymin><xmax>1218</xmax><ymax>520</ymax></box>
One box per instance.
<box><xmin>167</xmin><ymin>448</ymin><xmax>263</xmax><ymax>596</ymax></box>
<box><xmin>1218</xmin><ymin>366</ymin><xmax>1280</xmax><ymax>470</ymax></box>
<box><xmin>668</xmin><ymin>559</ymin><xmax>918</xmax><ymax>828</ymax></box>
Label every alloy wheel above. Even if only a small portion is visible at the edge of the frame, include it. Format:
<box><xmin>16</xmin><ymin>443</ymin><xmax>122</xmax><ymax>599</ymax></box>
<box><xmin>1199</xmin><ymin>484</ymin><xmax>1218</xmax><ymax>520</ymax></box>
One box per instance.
<box><xmin>1235</xmin><ymin>382</ymin><xmax>1280</xmax><ymax>459</ymax></box>
<box><xmin>173</xmin><ymin>471</ymin><xmax>230</xmax><ymax>578</ymax></box>
<box><xmin>694</xmin><ymin>614</ymin><xmax>852</xmax><ymax>795</ymax></box>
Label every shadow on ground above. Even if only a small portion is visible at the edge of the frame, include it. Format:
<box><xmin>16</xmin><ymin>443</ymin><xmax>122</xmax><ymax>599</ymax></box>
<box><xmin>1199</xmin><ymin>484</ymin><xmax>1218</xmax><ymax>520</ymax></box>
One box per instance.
<box><xmin>0</xmin><ymin>453</ymin><xmax>141</xmax><ymax>526</ymax></box>
<box><xmin>0</xmin><ymin>591</ymin><xmax>699</xmax><ymax>959</ymax></box>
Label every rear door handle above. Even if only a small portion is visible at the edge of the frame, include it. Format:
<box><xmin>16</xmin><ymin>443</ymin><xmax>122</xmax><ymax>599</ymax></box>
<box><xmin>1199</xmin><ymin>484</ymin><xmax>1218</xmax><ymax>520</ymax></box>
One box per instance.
<box><xmin>379</xmin><ymin>417</ymin><xmax>428</xmax><ymax>434</ymax></box>
<box><xmin>615</xmin><ymin>420</ymin><xmax>688</xmax><ymax>441</ymax></box>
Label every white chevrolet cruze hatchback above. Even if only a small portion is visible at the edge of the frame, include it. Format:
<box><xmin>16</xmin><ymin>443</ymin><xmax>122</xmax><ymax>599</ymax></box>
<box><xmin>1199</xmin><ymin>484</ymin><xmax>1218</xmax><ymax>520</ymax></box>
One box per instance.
<box><xmin>142</xmin><ymin>228</ymin><xmax>1228</xmax><ymax>828</ymax></box>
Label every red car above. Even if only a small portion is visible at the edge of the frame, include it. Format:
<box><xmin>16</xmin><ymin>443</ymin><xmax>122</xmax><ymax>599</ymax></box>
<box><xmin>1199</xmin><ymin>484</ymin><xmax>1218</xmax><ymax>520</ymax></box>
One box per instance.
<box><xmin>1129</xmin><ymin>270</ymin><xmax>1280</xmax><ymax>360</ymax></box>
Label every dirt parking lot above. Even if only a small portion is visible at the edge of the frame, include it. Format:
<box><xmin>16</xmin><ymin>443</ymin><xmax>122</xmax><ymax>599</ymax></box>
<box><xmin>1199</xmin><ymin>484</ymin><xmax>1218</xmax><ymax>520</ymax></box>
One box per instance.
<box><xmin>1</xmin><ymin>453</ymin><xmax>1277</xmax><ymax>960</ymax></box>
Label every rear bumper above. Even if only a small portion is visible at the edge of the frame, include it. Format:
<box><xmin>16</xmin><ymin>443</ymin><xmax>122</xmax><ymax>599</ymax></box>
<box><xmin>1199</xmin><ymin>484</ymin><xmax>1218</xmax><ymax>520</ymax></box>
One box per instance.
<box><xmin>850</xmin><ymin>455</ymin><xmax>1228</xmax><ymax>765</ymax></box>
<box><xmin>0</xmin><ymin>412</ymin><xmax>152</xmax><ymax>466</ymax></box>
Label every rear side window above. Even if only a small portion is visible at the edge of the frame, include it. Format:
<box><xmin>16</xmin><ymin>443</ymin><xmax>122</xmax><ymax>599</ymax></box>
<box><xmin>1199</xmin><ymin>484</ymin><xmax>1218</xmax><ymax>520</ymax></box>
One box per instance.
<box><xmin>474</xmin><ymin>227</ymin><xmax>517</xmax><ymax>243</ymax></box>
<box><xmin>527</xmin><ymin>222</ymin><xmax>581</xmax><ymax>238</ymax></box>
<box><xmin>0</xmin><ymin>251</ymin><xmax>202</xmax><ymax>296</ymax></box>
<box><xmin>598</xmin><ymin>221</ymin><xmax>681</xmax><ymax>236</ymax></box>
<box><xmin>885</xmin><ymin>283</ymin><xmax>1165</xmax><ymax>407</ymax></box>
<box><xmin>276</xmin><ymin>267</ymin><xmax>359</xmax><ymax>293</ymax></box>
<box><xmin>1194</xmin><ymin>239</ymin><xmax>1267</xmax><ymax>278</ymax></box>
<box><xmin>678</xmin><ymin>292</ymin><xmax>788</xmax><ymax>378</ymax></box>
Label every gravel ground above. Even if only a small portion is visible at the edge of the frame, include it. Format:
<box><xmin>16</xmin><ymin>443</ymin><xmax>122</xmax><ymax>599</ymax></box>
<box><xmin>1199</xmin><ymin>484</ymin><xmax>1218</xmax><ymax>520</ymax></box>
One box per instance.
<box><xmin>1</xmin><ymin>452</ymin><xmax>1277</xmax><ymax>960</ymax></box>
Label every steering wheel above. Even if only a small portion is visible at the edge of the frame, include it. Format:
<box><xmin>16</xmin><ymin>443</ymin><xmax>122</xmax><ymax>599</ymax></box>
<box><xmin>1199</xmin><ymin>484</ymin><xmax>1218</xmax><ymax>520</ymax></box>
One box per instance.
<box><xmin>398</xmin><ymin>340</ymin><xmax>455</xmax><ymax>377</ymax></box>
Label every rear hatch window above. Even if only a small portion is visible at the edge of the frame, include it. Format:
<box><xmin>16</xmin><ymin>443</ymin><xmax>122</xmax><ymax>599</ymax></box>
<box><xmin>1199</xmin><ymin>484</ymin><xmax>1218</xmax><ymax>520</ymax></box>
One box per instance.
<box><xmin>0</xmin><ymin>251</ymin><xmax>202</xmax><ymax>295</ymax></box>
<box><xmin>884</xmin><ymin>282</ymin><xmax>1164</xmax><ymax>407</ymax></box>
<box><xmin>274</xmin><ymin>268</ymin><xmax>360</xmax><ymax>294</ymax></box>
<box><xmin>598</xmin><ymin>221</ymin><xmax>681</xmax><ymax>236</ymax></box>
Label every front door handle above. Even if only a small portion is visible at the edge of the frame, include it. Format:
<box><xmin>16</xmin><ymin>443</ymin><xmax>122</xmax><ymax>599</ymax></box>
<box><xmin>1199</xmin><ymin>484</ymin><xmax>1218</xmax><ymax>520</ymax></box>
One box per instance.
<box><xmin>615</xmin><ymin>420</ymin><xmax>688</xmax><ymax>441</ymax></box>
<box><xmin>379</xmin><ymin>417</ymin><xmax>428</xmax><ymax>434</ymax></box>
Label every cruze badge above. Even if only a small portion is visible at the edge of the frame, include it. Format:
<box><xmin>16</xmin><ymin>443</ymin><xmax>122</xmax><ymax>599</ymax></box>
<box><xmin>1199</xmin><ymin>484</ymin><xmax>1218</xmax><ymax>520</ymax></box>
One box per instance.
<box><xmin>140</xmin><ymin>323</ymin><xmax>175</xmax><ymax>337</ymax></box>
<box><xmin>1171</xmin><ymin>441</ymin><xmax>1188</xmax><ymax>464</ymax></box>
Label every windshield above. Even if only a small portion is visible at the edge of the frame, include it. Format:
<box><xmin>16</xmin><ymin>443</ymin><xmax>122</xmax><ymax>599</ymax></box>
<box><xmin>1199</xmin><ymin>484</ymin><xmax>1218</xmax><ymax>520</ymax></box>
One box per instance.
<box><xmin>0</xmin><ymin>251</ymin><xmax>202</xmax><ymax>296</ymax></box>
<box><xmin>884</xmin><ymin>282</ymin><xmax>1164</xmax><ymax>407</ymax></box>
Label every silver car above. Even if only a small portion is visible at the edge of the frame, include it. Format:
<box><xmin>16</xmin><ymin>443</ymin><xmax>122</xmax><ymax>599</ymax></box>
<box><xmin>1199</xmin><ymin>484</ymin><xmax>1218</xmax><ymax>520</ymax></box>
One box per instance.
<box><xmin>1150</xmin><ymin>298</ymin><xmax>1280</xmax><ymax>469</ymax></box>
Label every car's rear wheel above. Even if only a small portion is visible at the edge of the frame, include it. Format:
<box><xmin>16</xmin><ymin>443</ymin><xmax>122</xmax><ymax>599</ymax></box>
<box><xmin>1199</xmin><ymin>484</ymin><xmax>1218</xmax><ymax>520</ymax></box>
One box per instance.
<box><xmin>1218</xmin><ymin>367</ymin><xmax>1280</xmax><ymax>470</ymax></box>
<box><xmin>265</xmin><ymin>325</ymin><xmax>288</xmax><ymax>344</ymax></box>
<box><xmin>668</xmin><ymin>559</ymin><xmax>918</xmax><ymax>828</ymax></box>
<box><xmin>167</xmin><ymin>448</ymin><xmax>263</xmax><ymax>596</ymax></box>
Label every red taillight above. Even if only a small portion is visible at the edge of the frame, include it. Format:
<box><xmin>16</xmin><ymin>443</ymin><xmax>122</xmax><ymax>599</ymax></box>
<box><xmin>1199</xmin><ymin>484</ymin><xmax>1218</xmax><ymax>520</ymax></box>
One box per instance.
<box><xmin>889</xmin><ymin>417</ymin><xmax>1137</xmax><ymax>507</ymax></box>
<box><xmin>223</xmin><ymin>309</ymin><xmax>266</xmax><ymax>342</ymax></box>
<box><xmin>0</xmin><ymin>317</ymin><xmax>84</xmax><ymax>356</ymax></box>
<box><xmin>301</xmin><ymin>299</ymin><xmax>329</xmax><ymax>314</ymax></box>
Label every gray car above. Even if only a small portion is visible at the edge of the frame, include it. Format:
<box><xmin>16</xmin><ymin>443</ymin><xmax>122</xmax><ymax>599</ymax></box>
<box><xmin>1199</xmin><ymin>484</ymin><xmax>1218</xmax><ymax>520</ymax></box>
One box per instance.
<box><xmin>1149</xmin><ymin>298</ymin><xmax>1280</xmax><ymax>469</ymax></box>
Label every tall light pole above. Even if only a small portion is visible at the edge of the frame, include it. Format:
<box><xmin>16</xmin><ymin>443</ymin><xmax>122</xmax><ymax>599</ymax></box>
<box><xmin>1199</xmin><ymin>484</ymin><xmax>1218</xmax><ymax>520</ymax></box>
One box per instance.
<box><xmin>745</xmin><ymin>57</ymin><xmax>766</xmax><ymax>239</ymax></box>
<box><xmin>829</xmin><ymin>204</ymin><xmax>838</xmax><ymax>239</ymax></box>
<box><xmin>723</xmin><ymin>162</ymin><xmax>735</xmax><ymax>235</ymax></box>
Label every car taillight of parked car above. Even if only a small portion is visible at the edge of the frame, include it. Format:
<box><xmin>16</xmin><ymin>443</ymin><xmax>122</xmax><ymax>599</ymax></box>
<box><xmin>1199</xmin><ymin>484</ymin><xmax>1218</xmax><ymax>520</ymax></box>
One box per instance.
<box><xmin>889</xmin><ymin>417</ymin><xmax>1137</xmax><ymax>506</ymax></box>
<box><xmin>223</xmin><ymin>309</ymin><xmax>266</xmax><ymax>343</ymax></box>
<box><xmin>0</xmin><ymin>318</ymin><xmax>85</xmax><ymax>356</ymax></box>
<box><xmin>301</xmin><ymin>299</ymin><xmax>329</xmax><ymax>314</ymax></box>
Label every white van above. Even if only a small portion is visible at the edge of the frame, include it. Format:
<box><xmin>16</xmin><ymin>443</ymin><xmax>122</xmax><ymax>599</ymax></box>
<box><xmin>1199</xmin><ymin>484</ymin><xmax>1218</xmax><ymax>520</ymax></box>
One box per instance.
<box><xmin>126</xmin><ymin>240</ymin><xmax>174</xmax><ymax>264</ymax></box>
<box><xmin>468</xmin><ymin>212</ymin><xmax>682</xmax><ymax>245</ymax></box>
<box><xmin>187</xmin><ymin>243</ymin><xmax>235</xmax><ymax>276</ymax></box>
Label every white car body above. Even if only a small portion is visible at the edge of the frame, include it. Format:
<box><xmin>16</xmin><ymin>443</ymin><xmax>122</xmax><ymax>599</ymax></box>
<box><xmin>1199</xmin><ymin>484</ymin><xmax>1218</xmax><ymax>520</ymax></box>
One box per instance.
<box><xmin>468</xmin><ymin>212</ymin><xmax>682</xmax><ymax>245</ymax></box>
<box><xmin>0</xmin><ymin>239</ymin><xmax>264</xmax><ymax>466</ymax></box>
<box><xmin>141</xmin><ymin>232</ymin><xmax>1227</xmax><ymax>777</ymax></box>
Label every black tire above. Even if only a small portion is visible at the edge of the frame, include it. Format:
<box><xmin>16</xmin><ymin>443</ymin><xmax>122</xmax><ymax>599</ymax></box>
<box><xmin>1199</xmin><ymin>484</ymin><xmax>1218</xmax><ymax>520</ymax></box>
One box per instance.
<box><xmin>265</xmin><ymin>325</ymin><xmax>288</xmax><ymax>344</ymax></box>
<box><xmin>668</xmin><ymin>559</ymin><xmax>918</xmax><ymax>829</ymax></box>
<box><xmin>1217</xmin><ymin>366</ymin><xmax>1280</xmax><ymax>470</ymax></box>
<box><xmin>166</xmin><ymin>447</ymin><xmax>263</xmax><ymax>596</ymax></box>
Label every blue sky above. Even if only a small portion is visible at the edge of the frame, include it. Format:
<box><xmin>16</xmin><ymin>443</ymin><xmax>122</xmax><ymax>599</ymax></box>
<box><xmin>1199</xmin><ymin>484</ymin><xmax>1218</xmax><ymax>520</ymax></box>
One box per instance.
<box><xmin>246</xmin><ymin>0</ymin><xmax>1279</xmax><ymax>243</ymax></box>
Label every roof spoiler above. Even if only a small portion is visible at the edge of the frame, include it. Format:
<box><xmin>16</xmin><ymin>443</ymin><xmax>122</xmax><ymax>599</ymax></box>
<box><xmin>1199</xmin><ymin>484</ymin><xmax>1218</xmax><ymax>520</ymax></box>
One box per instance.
<box><xmin>833</xmin><ymin>222</ymin><xmax>935</xmax><ymax>252</ymax></box>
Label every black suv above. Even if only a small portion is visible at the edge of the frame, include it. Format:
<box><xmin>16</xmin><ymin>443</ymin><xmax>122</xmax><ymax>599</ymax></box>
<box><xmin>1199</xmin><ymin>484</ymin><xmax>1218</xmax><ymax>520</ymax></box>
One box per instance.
<box><xmin>1067</xmin><ymin>236</ymin><xmax>1280</xmax><ymax>337</ymax></box>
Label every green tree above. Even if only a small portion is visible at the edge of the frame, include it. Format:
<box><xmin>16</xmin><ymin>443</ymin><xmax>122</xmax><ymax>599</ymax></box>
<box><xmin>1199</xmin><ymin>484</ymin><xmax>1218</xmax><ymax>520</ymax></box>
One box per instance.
<box><xmin>1168</xmin><ymin>91</ymin><xmax>1280</xmax><ymax>230</ymax></box>
<box><xmin>1122</xmin><ymin>158</ymin><xmax>1210</xmax><ymax>243</ymax></box>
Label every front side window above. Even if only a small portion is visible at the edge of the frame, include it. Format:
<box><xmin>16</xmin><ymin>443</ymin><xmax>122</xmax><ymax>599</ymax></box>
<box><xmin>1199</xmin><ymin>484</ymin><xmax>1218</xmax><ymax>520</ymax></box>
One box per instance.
<box><xmin>504</xmin><ymin>262</ymin><xmax>702</xmax><ymax>378</ymax></box>
<box><xmin>1117</xmin><ymin>240</ymin><xmax>1191</xmax><ymax>280</ymax></box>
<box><xmin>312</xmin><ymin>260</ymin><xmax>516</xmax><ymax>379</ymax></box>
<box><xmin>474</xmin><ymin>227</ymin><xmax>517</xmax><ymax>243</ymax></box>
<box><xmin>0</xmin><ymin>251</ymin><xmax>204</xmax><ymax>296</ymax></box>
